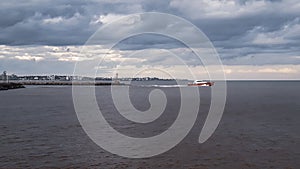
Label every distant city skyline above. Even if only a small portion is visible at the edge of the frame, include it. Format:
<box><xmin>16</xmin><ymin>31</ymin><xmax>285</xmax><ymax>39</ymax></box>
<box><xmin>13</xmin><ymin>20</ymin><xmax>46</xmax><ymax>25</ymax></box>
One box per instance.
<box><xmin>0</xmin><ymin>1</ymin><xmax>300</xmax><ymax>80</ymax></box>
<box><xmin>0</xmin><ymin>71</ymin><xmax>180</xmax><ymax>81</ymax></box>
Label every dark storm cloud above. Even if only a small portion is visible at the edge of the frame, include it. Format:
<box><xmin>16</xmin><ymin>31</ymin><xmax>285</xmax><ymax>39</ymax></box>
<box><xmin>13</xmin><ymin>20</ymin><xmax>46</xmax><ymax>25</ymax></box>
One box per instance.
<box><xmin>113</xmin><ymin>33</ymin><xmax>185</xmax><ymax>51</ymax></box>
<box><xmin>0</xmin><ymin>0</ymin><xmax>298</xmax><ymax>46</ymax></box>
<box><xmin>0</xmin><ymin>0</ymin><xmax>91</xmax><ymax>45</ymax></box>
<box><xmin>0</xmin><ymin>0</ymin><xmax>144</xmax><ymax>45</ymax></box>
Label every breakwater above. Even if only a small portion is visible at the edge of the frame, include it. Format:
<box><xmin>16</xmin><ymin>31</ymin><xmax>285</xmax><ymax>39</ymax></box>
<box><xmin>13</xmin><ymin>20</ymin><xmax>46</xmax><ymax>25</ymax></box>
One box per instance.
<box><xmin>0</xmin><ymin>82</ymin><xmax>25</xmax><ymax>90</ymax></box>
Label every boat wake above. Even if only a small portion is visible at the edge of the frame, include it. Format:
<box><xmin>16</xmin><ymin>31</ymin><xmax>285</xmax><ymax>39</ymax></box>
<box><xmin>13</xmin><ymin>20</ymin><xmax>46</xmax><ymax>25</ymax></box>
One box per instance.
<box><xmin>135</xmin><ymin>84</ymin><xmax>188</xmax><ymax>88</ymax></box>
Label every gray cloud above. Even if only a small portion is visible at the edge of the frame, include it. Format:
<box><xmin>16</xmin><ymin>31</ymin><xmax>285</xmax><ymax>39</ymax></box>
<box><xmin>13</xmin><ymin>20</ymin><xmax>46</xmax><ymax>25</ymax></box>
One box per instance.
<box><xmin>0</xmin><ymin>0</ymin><xmax>145</xmax><ymax>45</ymax></box>
<box><xmin>1</xmin><ymin>0</ymin><xmax>298</xmax><ymax>46</ymax></box>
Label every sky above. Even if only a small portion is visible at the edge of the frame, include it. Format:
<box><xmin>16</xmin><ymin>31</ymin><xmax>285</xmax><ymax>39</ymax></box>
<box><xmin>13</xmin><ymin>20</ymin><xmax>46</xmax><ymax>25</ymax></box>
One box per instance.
<box><xmin>0</xmin><ymin>0</ymin><xmax>300</xmax><ymax>80</ymax></box>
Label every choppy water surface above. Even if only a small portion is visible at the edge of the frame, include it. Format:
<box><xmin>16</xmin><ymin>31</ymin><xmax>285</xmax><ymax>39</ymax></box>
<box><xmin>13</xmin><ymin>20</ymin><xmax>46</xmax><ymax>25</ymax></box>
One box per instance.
<box><xmin>0</xmin><ymin>81</ymin><xmax>299</xmax><ymax>168</ymax></box>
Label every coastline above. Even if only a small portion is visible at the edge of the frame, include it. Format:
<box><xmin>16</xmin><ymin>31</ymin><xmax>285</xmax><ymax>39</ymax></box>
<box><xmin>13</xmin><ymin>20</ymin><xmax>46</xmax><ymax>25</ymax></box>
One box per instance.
<box><xmin>2</xmin><ymin>80</ymin><xmax>126</xmax><ymax>86</ymax></box>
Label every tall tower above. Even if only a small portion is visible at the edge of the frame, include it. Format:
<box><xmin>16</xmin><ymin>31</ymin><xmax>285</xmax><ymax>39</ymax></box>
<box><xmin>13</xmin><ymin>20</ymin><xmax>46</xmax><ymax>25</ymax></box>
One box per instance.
<box><xmin>3</xmin><ymin>71</ymin><xmax>7</xmax><ymax>83</ymax></box>
<box><xmin>114</xmin><ymin>73</ymin><xmax>120</xmax><ymax>84</ymax></box>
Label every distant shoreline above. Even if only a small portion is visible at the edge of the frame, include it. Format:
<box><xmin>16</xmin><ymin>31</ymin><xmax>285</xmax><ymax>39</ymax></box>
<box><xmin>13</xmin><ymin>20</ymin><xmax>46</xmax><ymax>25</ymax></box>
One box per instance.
<box><xmin>2</xmin><ymin>81</ymin><xmax>125</xmax><ymax>86</ymax></box>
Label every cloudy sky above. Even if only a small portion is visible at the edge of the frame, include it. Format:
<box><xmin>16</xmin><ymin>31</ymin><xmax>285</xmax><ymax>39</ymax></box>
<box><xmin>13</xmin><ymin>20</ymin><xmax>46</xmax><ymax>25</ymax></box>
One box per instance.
<box><xmin>0</xmin><ymin>0</ymin><xmax>300</xmax><ymax>79</ymax></box>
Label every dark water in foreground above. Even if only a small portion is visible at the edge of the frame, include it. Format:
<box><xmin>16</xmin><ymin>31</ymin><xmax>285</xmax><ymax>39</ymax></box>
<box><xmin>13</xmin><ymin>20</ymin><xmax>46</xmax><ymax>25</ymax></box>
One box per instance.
<box><xmin>0</xmin><ymin>81</ymin><xmax>299</xmax><ymax>169</ymax></box>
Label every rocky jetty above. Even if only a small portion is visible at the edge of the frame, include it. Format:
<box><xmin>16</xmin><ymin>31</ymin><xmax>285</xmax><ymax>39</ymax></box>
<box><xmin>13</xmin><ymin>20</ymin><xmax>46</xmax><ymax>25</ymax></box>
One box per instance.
<box><xmin>0</xmin><ymin>82</ymin><xmax>25</xmax><ymax>90</ymax></box>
